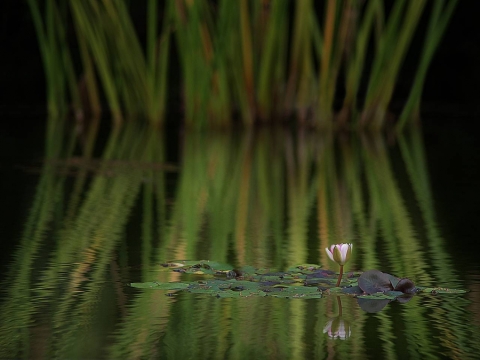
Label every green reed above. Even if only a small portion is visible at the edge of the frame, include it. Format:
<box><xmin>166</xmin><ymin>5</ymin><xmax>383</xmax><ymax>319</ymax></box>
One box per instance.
<box><xmin>27</xmin><ymin>0</ymin><xmax>79</xmax><ymax>117</ymax></box>
<box><xmin>396</xmin><ymin>0</ymin><xmax>459</xmax><ymax>131</ymax></box>
<box><xmin>29</xmin><ymin>0</ymin><xmax>457</xmax><ymax>130</ymax></box>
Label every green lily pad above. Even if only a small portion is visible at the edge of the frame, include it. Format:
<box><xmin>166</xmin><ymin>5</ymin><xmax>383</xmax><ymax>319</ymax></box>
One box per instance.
<box><xmin>268</xmin><ymin>286</ymin><xmax>323</xmax><ymax>299</ymax></box>
<box><xmin>357</xmin><ymin>292</ymin><xmax>398</xmax><ymax>300</ymax></box>
<box><xmin>215</xmin><ymin>290</ymin><xmax>267</xmax><ymax>298</ymax></box>
<box><xmin>384</xmin><ymin>291</ymin><xmax>406</xmax><ymax>297</ymax></box>
<box><xmin>130</xmin><ymin>282</ymin><xmax>190</xmax><ymax>290</ymax></box>
<box><xmin>417</xmin><ymin>287</ymin><xmax>468</xmax><ymax>294</ymax></box>
<box><xmin>129</xmin><ymin>263</ymin><xmax>469</xmax><ymax>305</ymax></box>
<box><xmin>286</xmin><ymin>264</ymin><xmax>324</xmax><ymax>273</ymax></box>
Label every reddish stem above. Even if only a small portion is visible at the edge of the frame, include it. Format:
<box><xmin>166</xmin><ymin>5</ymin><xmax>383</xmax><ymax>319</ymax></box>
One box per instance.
<box><xmin>337</xmin><ymin>296</ymin><xmax>343</xmax><ymax>317</ymax></box>
<box><xmin>336</xmin><ymin>265</ymin><xmax>344</xmax><ymax>287</ymax></box>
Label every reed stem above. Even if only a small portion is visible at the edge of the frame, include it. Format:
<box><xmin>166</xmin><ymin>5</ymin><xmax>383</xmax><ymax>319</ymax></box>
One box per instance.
<box><xmin>28</xmin><ymin>0</ymin><xmax>457</xmax><ymax>130</ymax></box>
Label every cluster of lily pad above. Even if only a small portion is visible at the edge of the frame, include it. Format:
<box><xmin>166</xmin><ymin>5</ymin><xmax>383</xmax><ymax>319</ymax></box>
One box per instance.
<box><xmin>129</xmin><ymin>260</ymin><xmax>467</xmax><ymax>304</ymax></box>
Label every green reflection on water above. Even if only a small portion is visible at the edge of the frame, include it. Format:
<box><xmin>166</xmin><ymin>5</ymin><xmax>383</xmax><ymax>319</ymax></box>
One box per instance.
<box><xmin>0</xmin><ymin>124</ymin><xmax>478</xmax><ymax>359</ymax></box>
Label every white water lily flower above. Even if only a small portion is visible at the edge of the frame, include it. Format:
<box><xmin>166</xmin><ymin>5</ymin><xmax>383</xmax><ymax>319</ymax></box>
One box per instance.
<box><xmin>325</xmin><ymin>243</ymin><xmax>352</xmax><ymax>266</ymax></box>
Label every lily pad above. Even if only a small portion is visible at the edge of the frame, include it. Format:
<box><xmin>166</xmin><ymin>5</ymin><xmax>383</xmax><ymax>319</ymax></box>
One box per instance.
<box><xmin>357</xmin><ymin>270</ymin><xmax>417</xmax><ymax>295</ymax></box>
<box><xmin>215</xmin><ymin>290</ymin><xmax>267</xmax><ymax>298</ymax></box>
<box><xmin>384</xmin><ymin>291</ymin><xmax>405</xmax><ymax>297</ymax></box>
<box><xmin>341</xmin><ymin>286</ymin><xmax>363</xmax><ymax>295</ymax></box>
<box><xmin>394</xmin><ymin>278</ymin><xmax>417</xmax><ymax>294</ymax></box>
<box><xmin>268</xmin><ymin>286</ymin><xmax>323</xmax><ymax>299</ymax></box>
<box><xmin>129</xmin><ymin>263</ymin><xmax>468</xmax><ymax>305</ymax></box>
<box><xmin>286</xmin><ymin>264</ymin><xmax>325</xmax><ymax>274</ymax></box>
<box><xmin>357</xmin><ymin>292</ymin><xmax>398</xmax><ymax>300</ymax></box>
<box><xmin>130</xmin><ymin>282</ymin><xmax>190</xmax><ymax>290</ymax></box>
<box><xmin>417</xmin><ymin>287</ymin><xmax>468</xmax><ymax>294</ymax></box>
<box><xmin>386</xmin><ymin>273</ymin><xmax>401</xmax><ymax>289</ymax></box>
<box><xmin>358</xmin><ymin>270</ymin><xmax>393</xmax><ymax>294</ymax></box>
<box><xmin>306</xmin><ymin>270</ymin><xmax>337</xmax><ymax>279</ymax></box>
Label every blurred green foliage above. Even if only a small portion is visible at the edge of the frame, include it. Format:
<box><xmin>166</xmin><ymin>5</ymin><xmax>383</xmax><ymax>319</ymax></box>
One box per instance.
<box><xmin>27</xmin><ymin>0</ymin><xmax>457</xmax><ymax>130</ymax></box>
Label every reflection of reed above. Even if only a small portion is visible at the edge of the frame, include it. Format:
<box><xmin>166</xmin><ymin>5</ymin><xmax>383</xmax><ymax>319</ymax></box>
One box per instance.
<box><xmin>0</xmin><ymin>123</ymin><xmax>163</xmax><ymax>358</ymax></box>
<box><xmin>1</xmin><ymin>125</ymin><xmax>478</xmax><ymax>359</ymax></box>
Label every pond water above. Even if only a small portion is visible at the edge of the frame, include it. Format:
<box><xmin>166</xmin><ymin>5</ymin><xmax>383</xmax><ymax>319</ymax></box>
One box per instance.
<box><xmin>1</xmin><ymin>120</ymin><xmax>480</xmax><ymax>359</ymax></box>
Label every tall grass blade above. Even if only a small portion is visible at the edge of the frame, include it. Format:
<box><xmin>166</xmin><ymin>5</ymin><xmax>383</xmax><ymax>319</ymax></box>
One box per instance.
<box><xmin>396</xmin><ymin>0</ymin><xmax>458</xmax><ymax>132</ymax></box>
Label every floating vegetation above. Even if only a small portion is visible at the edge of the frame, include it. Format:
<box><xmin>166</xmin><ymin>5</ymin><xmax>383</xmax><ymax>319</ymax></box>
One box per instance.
<box><xmin>130</xmin><ymin>261</ymin><xmax>467</xmax><ymax>305</ymax></box>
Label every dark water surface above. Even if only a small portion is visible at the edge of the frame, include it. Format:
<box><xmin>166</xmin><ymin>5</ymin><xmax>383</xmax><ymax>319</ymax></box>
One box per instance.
<box><xmin>1</xmin><ymin>120</ymin><xmax>480</xmax><ymax>359</ymax></box>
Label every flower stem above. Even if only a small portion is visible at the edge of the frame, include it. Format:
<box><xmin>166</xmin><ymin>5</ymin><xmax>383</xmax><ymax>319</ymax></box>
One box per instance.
<box><xmin>336</xmin><ymin>265</ymin><xmax>344</xmax><ymax>287</ymax></box>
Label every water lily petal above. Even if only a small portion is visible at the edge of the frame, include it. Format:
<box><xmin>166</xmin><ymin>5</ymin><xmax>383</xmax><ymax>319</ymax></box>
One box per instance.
<box><xmin>325</xmin><ymin>247</ymin><xmax>335</xmax><ymax>262</ymax></box>
<box><xmin>333</xmin><ymin>246</ymin><xmax>343</xmax><ymax>264</ymax></box>
<box><xmin>325</xmin><ymin>243</ymin><xmax>352</xmax><ymax>266</ymax></box>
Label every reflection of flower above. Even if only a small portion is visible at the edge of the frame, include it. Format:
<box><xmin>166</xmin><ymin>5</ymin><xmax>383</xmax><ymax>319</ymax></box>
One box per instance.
<box><xmin>325</xmin><ymin>243</ymin><xmax>352</xmax><ymax>266</ymax></box>
<box><xmin>323</xmin><ymin>318</ymin><xmax>351</xmax><ymax>340</ymax></box>
<box><xmin>325</xmin><ymin>243</ymin><xmax>352</xmax><ymax>287</ymax></box>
